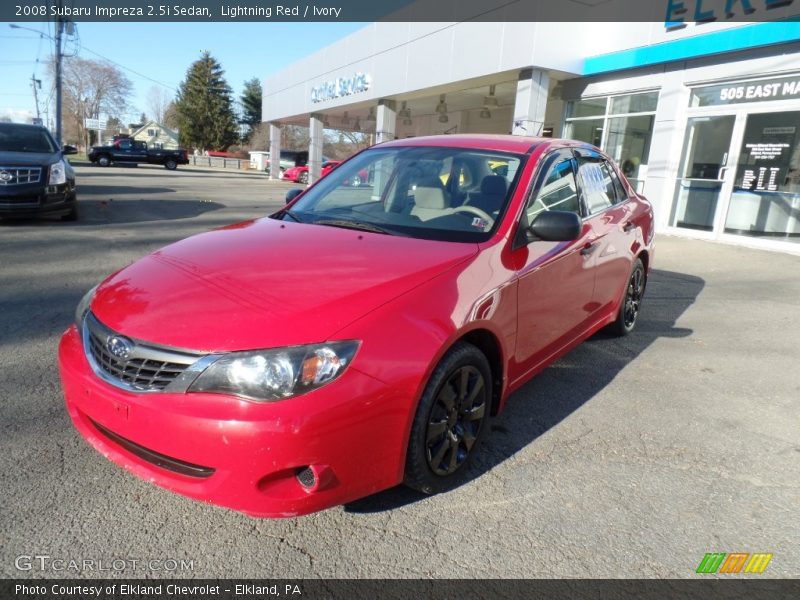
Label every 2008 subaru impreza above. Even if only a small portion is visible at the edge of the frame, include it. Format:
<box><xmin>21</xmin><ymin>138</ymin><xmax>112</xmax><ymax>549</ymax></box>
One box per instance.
<box><xmin>59</xmin><ymin>134</ymin><xmax>654</xmax><ymax>517</ymax></box>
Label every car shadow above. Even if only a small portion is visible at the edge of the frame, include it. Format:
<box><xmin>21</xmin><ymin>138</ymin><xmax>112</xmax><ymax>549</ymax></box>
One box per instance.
<box><xmin>0</xmin><ymin>198</ymin><xmax>226</xmax><ymax>227</ymax></box>
<box><xmin>344</xmin><ymin>268</ymin><xmax>704</xmax><ymax>514</ymax></box>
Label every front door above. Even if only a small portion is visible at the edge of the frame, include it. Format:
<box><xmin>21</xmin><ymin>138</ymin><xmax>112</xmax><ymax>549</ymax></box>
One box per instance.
<box><xmin>512</xmin><ymin>150</ymin><xmax>596</xmax><ymax>382</ymax></box>
<box><xmin>670</xmin><ymin>115</ymin><xmax>737</xmax><ymax>234</ymax></box>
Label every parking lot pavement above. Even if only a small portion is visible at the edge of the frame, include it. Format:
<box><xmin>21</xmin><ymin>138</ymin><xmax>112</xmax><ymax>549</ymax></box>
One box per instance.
<box><xmin>1</xmin><ymin>164</ymin><xmax>798</xmax><ymax>578</ymax></box>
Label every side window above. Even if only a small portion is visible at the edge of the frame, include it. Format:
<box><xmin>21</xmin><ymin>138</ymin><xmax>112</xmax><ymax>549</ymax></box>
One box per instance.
<box><xmin>577</xmin><ymin>158</ymin><xmax>618</xmax><ymax>214</ymax></box>
<box><xmin>526</xmin><ymin>159</ymin><xmax>580</xmax><ymax>221</ymax></box>
<box><xmin>605</xmin><ymin>160</ymin><xmax>628</xmax><ymax>202</ymax></box>
<box><xmin>118</xmin><ymin>140</ymin><xmax>131</xmax><ymax>150</ymax></box>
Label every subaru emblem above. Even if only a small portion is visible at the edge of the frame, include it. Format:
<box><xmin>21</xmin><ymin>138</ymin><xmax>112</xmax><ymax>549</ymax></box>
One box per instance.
<box><xmin>0</xmin><ymin>171</ymin><xmax>13</xmax><ymax>183</ymax></box>
<box><xmin>106</xmin><ymin>336</ymin><xmax>134</xmax><ymax>360</ymax></box>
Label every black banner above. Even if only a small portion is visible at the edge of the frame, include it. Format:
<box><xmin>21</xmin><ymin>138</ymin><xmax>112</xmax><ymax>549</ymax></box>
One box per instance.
<box><xmin>3</xmin><ymin>0</ymin><xmax>800</xmax><ymax>23</ymax></box>
<box><xmin>4</xmin><ymin>579</ymin><xmax>800</xmax><ymax>600</ymax></box>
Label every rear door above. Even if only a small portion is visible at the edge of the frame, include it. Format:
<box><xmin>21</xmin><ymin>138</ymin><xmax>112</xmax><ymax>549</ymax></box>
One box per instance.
<box><xmin>573</xmin><ymin>149</ymin><xmax>635</xmax><ymax>316</ymax></box>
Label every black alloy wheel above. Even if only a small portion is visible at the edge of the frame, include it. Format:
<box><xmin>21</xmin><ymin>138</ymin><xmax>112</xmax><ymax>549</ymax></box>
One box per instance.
<box><xmin>426</xmin><ymin>365</ymin><xmax>487</xmax><ymax>476</ymax></box>
<box><xmin>405</xmin><ymin>342</ymin><xmax>492</xmax><ymax>494</ymax></box>
<box><xmin>608</xmin><ymin>257</ymin><xmax>646</xmax><ymax>336</ymax></box>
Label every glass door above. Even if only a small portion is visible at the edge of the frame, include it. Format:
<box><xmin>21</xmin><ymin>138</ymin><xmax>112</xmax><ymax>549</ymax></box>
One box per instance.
<box><xmin>670</xmin><ymin>115</ymin><xmax>737</xmax><ymax>233</ymax></box>
<box><xmin>722</xmin><ymin>110</ymin><xmax>800</xmax><ymax>245</ymax></box>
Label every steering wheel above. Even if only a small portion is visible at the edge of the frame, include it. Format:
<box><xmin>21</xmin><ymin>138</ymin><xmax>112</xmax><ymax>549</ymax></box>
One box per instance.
<box><xmin>452</xmin><ymin>205</ymin><xmax>495</xmax><ymax>228</ymax></box>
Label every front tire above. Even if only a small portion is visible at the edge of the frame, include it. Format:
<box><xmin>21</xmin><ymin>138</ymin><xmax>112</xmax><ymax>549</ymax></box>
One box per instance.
<box><xmin>164</xmin><ymin>159</ymin><xmax>177</xmax><ymax>170</ymax></box>
<box><xmin>60</xmin><ymin>200</ymin><xmax>78</xmax><ymax>222</ymax></box>
<box><xmin>404</xmin><ymin>343</ymin><xmax>491</xmax><ymax>494</ymax></box>
<box><xmin>608</xmin><ymin>257</ymin><xmax>646</xmax><ymax>337</ymax></box>
<box><xmin>97</xmin><ymin>155</ymin><xmax>111</xmax><ymax>167</ymax></box>
<box><xmin>299</xmin><ymin>171</ymin><xmax>308</xmax><ymax>185</ymax></box>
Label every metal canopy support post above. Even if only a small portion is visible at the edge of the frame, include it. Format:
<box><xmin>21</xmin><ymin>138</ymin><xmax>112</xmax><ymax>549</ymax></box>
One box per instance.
<box><xmin>512</xmin><ymin>68</ymin><xmax>549</xmax><ymax>137</ymax></box>
<box><xmin>269</xmin><ymin>123</ymin><xmax>281</xmax><ymax>180</ymax></box>
<box><xmin>375</xmin><ymin>100</ymin><xmax>397</xmax><ymax>144</ymax></box>
<box><xmin>308</xmin><ymin>113</ymin><xmax>324</xmax><ymax>185</ymax></box>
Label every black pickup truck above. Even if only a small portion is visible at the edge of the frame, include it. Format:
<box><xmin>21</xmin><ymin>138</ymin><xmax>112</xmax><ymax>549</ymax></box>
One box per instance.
<box><xmin>88</xmin><ymin>138</ymin><xmax>189</xmax><ymax>170</ymax></box>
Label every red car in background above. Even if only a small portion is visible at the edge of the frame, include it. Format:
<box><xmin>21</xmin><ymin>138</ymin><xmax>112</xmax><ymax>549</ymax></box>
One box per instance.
<box><xmin>59</xmin><ymin>135</ymin><xmax>654</xmax><ymax>518</ymax></box>
<box><xmin>283</xmin><ymin>160</ymin><xmax>366</xmax><ymax>185</ymax></box>
<box><xmin>282</xmin><ymin>161</ymin><xmax>340</xmax><ymax>184</ymax></box>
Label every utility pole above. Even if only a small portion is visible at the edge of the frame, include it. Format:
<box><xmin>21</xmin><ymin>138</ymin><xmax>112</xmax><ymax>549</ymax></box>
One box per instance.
<box><xmin>54</xmin><ymin>0</ymin><xmax>64</xmax><ymax>146</ymax></box>
<box><xmin>31</xmin><ymin>75</ymin><xmax>42</xmax><ymax>122</ymax></box>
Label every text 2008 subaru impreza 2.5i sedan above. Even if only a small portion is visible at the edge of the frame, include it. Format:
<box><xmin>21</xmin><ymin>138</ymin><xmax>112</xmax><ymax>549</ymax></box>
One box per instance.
<box><xmin>59</xmin><ymin>134</ymin><xmax>654</xmax><ymax>518</ymax></box>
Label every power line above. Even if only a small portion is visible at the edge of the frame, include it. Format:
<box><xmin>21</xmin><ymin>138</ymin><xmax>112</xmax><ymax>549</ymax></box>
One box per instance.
<box><xmin>78</xmin><ymin>44</ymin><xmax>179</xmax><ymax>92</ymax></box>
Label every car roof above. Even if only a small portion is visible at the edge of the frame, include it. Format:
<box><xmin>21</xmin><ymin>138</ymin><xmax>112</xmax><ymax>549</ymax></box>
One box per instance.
<box><xmin>376</xmin><ymin>134</ymin><xmax>587</xmax><ymax>155</ymax></box>
<box><xmin>0</xmin><ymin>122</ymin><xmax>48</xmax><ymax>131</ymax></box>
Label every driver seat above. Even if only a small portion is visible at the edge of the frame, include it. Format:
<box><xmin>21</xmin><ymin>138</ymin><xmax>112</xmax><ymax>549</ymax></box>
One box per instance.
<box><xmin>467</xmin><ymin>175</ymin><xmax>507</xmax><ymax>215</ymax></box>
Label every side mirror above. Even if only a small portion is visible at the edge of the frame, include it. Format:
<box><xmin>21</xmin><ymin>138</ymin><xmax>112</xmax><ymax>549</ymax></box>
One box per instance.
<box><xmin>285</xmin><ymin>188</ymin><xmax>303</xmax><ymax>204</ymax></box>
<box><xmin>62</xmin><ymin>145</ymin><xmax>78</xmax><ymax>155</ymax></box>
<box><xmin>529</xmin><ymin>210</ymin><xmax>581</xmax><ymax>242</ymax></box>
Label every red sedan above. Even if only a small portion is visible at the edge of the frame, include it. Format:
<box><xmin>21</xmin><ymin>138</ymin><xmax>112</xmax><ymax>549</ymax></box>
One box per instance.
<box><xmin>59</xmin><ymin>135</ymin><xmax>654</xmax><ymax>517</ymax></box>
<box><xmin>282</xmin><ymin>161</ymin><xmax>339</xmax><ymax>184</ymax></box>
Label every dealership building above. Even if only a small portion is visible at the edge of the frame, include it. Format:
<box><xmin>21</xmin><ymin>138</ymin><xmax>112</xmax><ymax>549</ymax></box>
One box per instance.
<box><xmin>262</xmin><ymin>9</ymin><xmax>800</xmax><ymax>254</ymax></box>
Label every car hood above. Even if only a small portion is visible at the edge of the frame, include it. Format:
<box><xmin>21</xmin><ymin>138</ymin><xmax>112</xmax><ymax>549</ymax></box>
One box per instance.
<box><xmin>90</xmin><ymin>217</ymin><xmax>478</xmax><ymax>352</ymax></box>
<box><xmin>0</xmin><ymin>151</ymin><xmax>59</xmax><ymax>166</ymax></box>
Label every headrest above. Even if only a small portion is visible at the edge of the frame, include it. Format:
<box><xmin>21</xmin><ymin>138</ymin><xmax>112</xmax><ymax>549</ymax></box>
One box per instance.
<box><xmin>414</xmin><ymin>186</ymin><xmax>447</xmax><ymax>209</ymax></box>
<box><xmin>481</xmin><ymin>175</ymin><xmax>507</xmax><ymax>196</ymax></box>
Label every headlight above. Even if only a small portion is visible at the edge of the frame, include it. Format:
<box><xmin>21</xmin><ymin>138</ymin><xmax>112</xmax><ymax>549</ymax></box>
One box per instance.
<box><xmin>49</xmin><ymin>159</ymin><xmax>67</xmax><ymax>185</ymax></box>
<box><xmin>74</xmin><ymin>285</ymin><xmax>98</xmax><ymax>328</ymax></box>
<box><xmin>189</xmin><ymin>341</ymin><xmax>360</xmax><ymax>402</ymax></box>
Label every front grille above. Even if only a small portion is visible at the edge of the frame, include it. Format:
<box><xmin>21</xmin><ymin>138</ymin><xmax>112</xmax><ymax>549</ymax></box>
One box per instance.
<box><xmin>0</xmin><ymin>195</ymin><xmax>40</xmax><ymax>207</ymax></box>
<box><xmin>83</xmin><ymin>312</ymin><xmax>202</xmax><ymax>392</ymax></box>
<box><xmin>0</xmin><ymin>166</ymin><xmax>41</xmax><ymax>185</ymax></box>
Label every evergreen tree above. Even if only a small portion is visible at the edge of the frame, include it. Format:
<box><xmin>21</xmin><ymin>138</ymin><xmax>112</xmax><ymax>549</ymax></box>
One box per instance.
<box><xmin>240</xmin><ymin>77</ymin><xmax>262</xmax><ymax>141</ymax></box>
<box><xmin>175</xmin><ymin>52</ymin><xmax>239</xmax><ymax>150</ymax></box>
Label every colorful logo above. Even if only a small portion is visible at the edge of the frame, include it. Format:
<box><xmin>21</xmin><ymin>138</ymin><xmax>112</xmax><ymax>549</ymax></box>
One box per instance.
<box><xmin>696</xmin><ymin>552</ymin><xmax>773</xmax><ymax>574</ymax></box>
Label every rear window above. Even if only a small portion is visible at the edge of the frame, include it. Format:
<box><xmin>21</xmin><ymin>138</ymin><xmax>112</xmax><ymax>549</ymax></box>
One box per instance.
<box><xmin>0</xmin><ymin>125</ymin><xmax>57</xmax><ymax>153</ymax></box>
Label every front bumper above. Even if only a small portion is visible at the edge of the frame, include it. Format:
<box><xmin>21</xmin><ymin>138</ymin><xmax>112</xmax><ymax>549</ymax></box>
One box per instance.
<box><xmin>0</xmin><ymin>182</ymin><xmax>75</xmax><ymax>217</ymax></box>
<box><xmin>58</xmin><ymin>326</ymin><xmax>407</xmax><ymax>518</ymax></box>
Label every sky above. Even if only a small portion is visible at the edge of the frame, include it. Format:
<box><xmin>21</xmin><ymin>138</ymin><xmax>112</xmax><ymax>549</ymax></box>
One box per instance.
<box><xmin>0</xmin><ymin>21</ymin><xmax>365</xmax><ymax>125</ymax></box>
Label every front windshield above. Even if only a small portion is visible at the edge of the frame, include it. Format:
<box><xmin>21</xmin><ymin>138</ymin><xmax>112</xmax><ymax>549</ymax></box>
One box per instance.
<box><xmin>281</xmin><ymin>146</ymin><xmax>525</xmax><ymax>242</ymax></box>
<box><xmin>0</xmin><ymin>125</ymin><xmax>58</xmax><ymax>153</ymax></box>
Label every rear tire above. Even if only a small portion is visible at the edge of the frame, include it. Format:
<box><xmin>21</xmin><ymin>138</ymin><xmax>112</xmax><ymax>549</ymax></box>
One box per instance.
<box><xmin>299</xmin><ymin>171</ymin><xmax>308</xmax><ymax>184</ymax></box>
<box><xmin>404</xmin><ymin>343</ymin><xmax>491</xmax><ymax>494</ymax></box>
<box><xmin>608</xmin><ymin>257</ymin><xmax>646</xmax><ymax>337</ymax></box>
<box><xmin>164</xmin><ymin>159</ymin><xmax>177</xmax><ymax>170</ymax></box>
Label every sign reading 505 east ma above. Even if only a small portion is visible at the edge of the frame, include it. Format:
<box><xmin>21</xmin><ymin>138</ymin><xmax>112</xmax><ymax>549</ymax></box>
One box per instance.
<box><xmin>692</xmin><ymin>75</ymin><xmax>800</xmax><ymax>107</ymax></box>
<box><xmin>311</xmin><ymin>73</ymin><xmax>371</xmax><ymax>104</ymax></box>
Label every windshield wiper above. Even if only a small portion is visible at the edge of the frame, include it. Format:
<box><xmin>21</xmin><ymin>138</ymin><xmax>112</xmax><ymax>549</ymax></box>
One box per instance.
<box><xmin>314</xmin><ymin>218</ymin><xmax>393</xmax><ymax>235</ymax></box>
<box><xmin>281</xmin><ymin>209</ymin><xmax>304</xmax><ymax>223</ymax></box>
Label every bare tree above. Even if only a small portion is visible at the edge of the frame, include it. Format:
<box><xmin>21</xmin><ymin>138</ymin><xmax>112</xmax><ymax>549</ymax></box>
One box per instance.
<box><xmin>245</xmin><ymin>122</ymin><xmax>270</xmax><ymax>151</ymax></box>
<box><xmin>147</xmin><ymin>86</ymin><xmax>171</xmax><ymax>124</ymax></box>
<box><xmin>53</xmin><ymin>56</ymin><xmax>133</xmax><ymax>150</ymax></box>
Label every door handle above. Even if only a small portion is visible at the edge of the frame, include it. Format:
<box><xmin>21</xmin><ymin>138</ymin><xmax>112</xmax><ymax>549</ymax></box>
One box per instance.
<box><xmin>623</xmin><ymin>221</ymin><xmax>636</xmax><ymax>233</ymax></box>
<box><xmin>580</xmin><ymin>242</ymin><xmax>598</xmax><ymax>256</ymax></box>
<box><xmin>717</xmin><ymin>166</ymin><xmax>730</xmax><ymax>182</ymax></box>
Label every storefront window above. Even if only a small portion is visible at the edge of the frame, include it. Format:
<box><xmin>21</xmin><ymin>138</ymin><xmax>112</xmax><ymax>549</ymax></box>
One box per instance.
<box><xmin>564</xmin><ymin>91</ymin><xmax>658</xmax><ymax>192</ymax></box>
<box><xmin>610</xmin><ymin>92</ymin><xmax>658</xmax><ymax>114</ymax></box>
<box><xmin>566</xmin><ymin>97</ymin><xmax>606</xmax><ymax>118</ymax></box>
<box><xmin>725</xmin><ymin>111</ymin><xmax>800</xmax><ymax>242</ymax></box>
